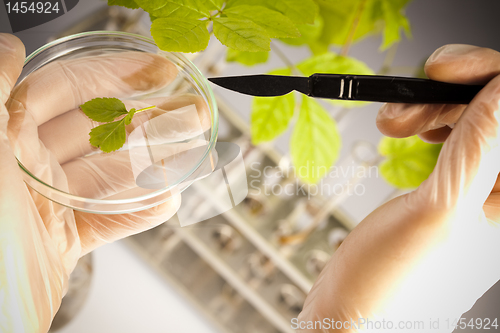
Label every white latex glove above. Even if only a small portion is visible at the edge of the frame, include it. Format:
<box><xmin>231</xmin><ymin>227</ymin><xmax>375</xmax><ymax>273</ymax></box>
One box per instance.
<box><xmin>0</xmin><ymin>33</ymin><xmax>210</xmax><ymax>332</ymax></box>
<box><xmin>298</xmin><ymin>44</ymin><xmax>500</xmax><ymax>332</ymax></box>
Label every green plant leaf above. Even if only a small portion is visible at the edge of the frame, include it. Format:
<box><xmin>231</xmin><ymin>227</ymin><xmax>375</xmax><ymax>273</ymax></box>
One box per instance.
<box><xmin>124</xmin><ymin>108</ymin><xmax>137</xmax><ymax>125</ymax></box>
<box><xmin>306</xmin><ymin>40</ymin><xmax>329</xmax><ymax>55</ymax></box>
<box><xmin>226</xmin><ymin>0</ymin><xmax>318</xmax><ymax>24</ymax></box>
<box><xmin>251</xmin><ymin>94</ymin><xmax>295</xmax><ymax>144</ymax></box>
<box><xmin>108</xmin><ymin>0</ymin><xmax>139</xmax><ymax>9</ymax></box>
<box><xmin>380</xmin><ymin>0</ymin><xmax>411</xmax><ymax>50</ymax></box>
<box><xmin>315</xmin><ymin>0</ymin><xmax>370</xmax><ymax>46</ymax></box>
<box><xmin>268</xmin><ymin>67</ymin><xmax>292</xmax><ymax>76</ymax></box>
<box><xmin>213</xmin><ymin>17</ymin><xmax>271</xmax><ymax>52</ymax></box>
<box><xmin>203</xmin><ymin>0</ymin><xmax>224</xmax><ymax>10</ymax></box>
<box><xmin>291</xmin><ymin>96</ymin><xmax>341</xmax><ymax>184</ymax></box>
<box><xmin>226</xmin><ymin>49</ymin><xmax>269</xmax><ymax>66</ymax></box>
<box><xmin>134</xmin><ymin>0</ymin><xmax>210</xmax><ymax>19</ymax></box>
<box><xmin>250</xmin><ymin>68</ymin><xmax>294</xmax><ymax>143</ymax></box>
<box><xmin>279</xmin><ymin>15</ymin><xmax>329</xmax><ymax>55</ymax></box>
<box><xmin>297</xmin><ymin>52</ymin><xmax>374</xmax><ymax>76</ymax></box>
<box><xmin>280</xmin><ymin>15</ymin><xmax>323</xmax><ymax>46</ymax></box>
<box><xmin>89</xmin><ymin>119</ymin><xmax>127</xmax><ymax>153</ymax></box>
<box><xmin>80</xmin><ymin>97</ymin><xmax>128</xmax><ymax>122</ymax></box>
<box><xmin>83</xmin><ymin>99</ymin><xmax>155</xmax><ymax>153</ymax></box>
<box><xmin>297</xmin><ymin>52</ymin><xmax>374</xmax><ymax>108</ymax></box>
<box><xmin>276</xmin><ymin>0</ymin><xmax>319</xmax><ymax>24</ymax></box>
<box><xmin>224</xmin><ymin>5</ymin><xmax>300</xmax><ymax>38</ymax></box>
<box><xmin>378</xmin><ymin>136</ymin><xmax>442</xmax><ymax>189</ymax></box>
<box><xmin>151</xmin><ymin>18</ymin><xmax>210</xmax><ymax>52</ymax></box>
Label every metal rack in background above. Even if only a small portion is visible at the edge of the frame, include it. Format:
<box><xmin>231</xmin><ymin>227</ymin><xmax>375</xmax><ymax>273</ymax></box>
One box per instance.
<box><xmin>50</xmin><ymin>6</ymin><xmax>411</xmax><ymax>333</ymax></box>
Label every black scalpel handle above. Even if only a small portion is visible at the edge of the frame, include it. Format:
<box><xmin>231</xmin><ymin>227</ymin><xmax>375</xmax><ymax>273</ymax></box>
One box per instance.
<box><xmin>309</xmin><ymin>73</ymin><xmax>484</xmax><ymax>104</ymax></box>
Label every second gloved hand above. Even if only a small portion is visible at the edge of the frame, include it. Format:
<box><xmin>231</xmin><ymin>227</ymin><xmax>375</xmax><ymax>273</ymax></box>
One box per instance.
<box><xmin>298</xmin><ymin>44</ymin><xmax>500</xmax><ymax>332</ymax></box>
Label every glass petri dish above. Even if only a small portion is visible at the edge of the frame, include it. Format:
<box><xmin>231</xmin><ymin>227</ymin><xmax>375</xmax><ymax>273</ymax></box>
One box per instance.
<box><xmin>11</xmin><ymin>31</ymin><xmax>218</xmax><ymax>214</ymax></box>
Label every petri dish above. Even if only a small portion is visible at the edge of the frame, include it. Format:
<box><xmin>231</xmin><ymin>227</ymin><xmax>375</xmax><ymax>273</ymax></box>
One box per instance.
<box><xmin>10</xmin><ymin>31</ymin><xmax>218</xmax><ymax>214</ymax></box>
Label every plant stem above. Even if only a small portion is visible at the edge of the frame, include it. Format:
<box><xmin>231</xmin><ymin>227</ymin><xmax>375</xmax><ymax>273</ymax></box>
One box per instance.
<box><xmin>135</xmin><ymin>105</ymin><xmax>156</xmax><ymax>114</ymax></box>
<box><xmin>340</xmin><ymin>0</ymin><xmax>367</xmax><ymax>57</ymax></box>
<box><xmin>208</xmin><ymin>9</ymin><xmax>222</xmax><ymax>21</ymax></box>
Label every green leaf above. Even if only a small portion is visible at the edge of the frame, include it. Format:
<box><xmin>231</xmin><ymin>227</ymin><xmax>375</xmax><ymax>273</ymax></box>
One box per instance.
<box><xmin>151</xmin><ymin>18</ymin><xmax>210</xmax><ymax>52</ymax></box>
<box><xmin>306</xmin><ymin>40</ymin><xmax>329</xmax><ymax>55</ymax></box>
<box><xmin>80</xmin><ymin>98</ymin><xmax>128</xmax><ymax>122</ymax></box>
<box><xmin>380</xmin><ymin>0</ymin><xmax>411</xmax><ymax>50</ymax></box>
<box><xmin>108</xmin><ymin>0</ymin><xmax>139</xmax><ymax>9</ymax></box>
<box><xmin>280</xmin><ymin>15</ymin><xmax>323</xmax><ymax>46</ymax></box>
<box><xmin>89</xmin><ymin>119</ymin><xmax>127</xmax><ymax>153</ymax></box>
<box><xmin>279</xmin><ymin>15</ymin><xmax>329</xmax><ymax>55</ymax></box>
<box><xmin>315</xmin><ymin>0</ymin><xmax>369</xmax><ymax>46</ymax></box>
<box><xmin>268</xmin><ymin>67</ymin><xmax>292</xmax><ymax>76</ymax></box>
<box><xmin>251</xmin><ymin>93</ymin><xmax>295</xmax><ymax>144</ymax></box>
<box><xmin>297</xmin><ymin>52</ymin><xmax>374</xmax><ymax>108</ymax></box>
<box><xmin>203</xmin><ymin>0</ymin><xmax>224</xmax><ymax>10</ymax></box>
<box><xmin>250</xmin><ymin>68</ymin><xmax>295</xmax><ymax>143</ymax></box>
<box><xmin>291</xmin><ymin>96</ymin><xmax>341</xmax><ymax>184</ymax></box>
<box><xmin>274</xmin><ymin>0</ymin><xmax>319</xmax><ymax>24</ymax></box>
<box><xmin>134</xmin><ymin>0</ymin><xmax>210</xmax><ymax>19</ymax></box>
<box><xmin>315</xmin><ymin>0</ymin><xmax>411</xmax><ymax>50</ymax></box>
<box><xmin>83</xmin><ymin>100</ymin><xmax>155</xmax><ymax>153</ymax></box>
<box><xmin>297</xmin><ymin>52</ymin><xmax>374</xmax><ymax>76</ymax></box>
<box><xmin>378</xmin><ymin>136</ymin><xmax>442</xmax><ymax>189</ymax></box>
<box><xmin>224</xmin><ymin>5</ymin><xmax>300</xmax><ymax>38</ymax></box>
<box><xmin>226</xmin><ymin>0</ymin><xmax>318</xmax><ymax>24</ymax></box>
<box><xmin>213</xmin><ymin>17</ymin><xmax>271</xmax><ymax>52</ymax></box>
<box><xmin>226</xmin><ymin>49</ymin><xmax>269</xmax><ymax>66</ymax></box>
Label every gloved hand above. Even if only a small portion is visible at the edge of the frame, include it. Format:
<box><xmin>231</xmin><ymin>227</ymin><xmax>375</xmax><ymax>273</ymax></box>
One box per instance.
<box><xmin>0</xmin><ymin>33</ymin><xmax>210</xmax><ymax>332</ymax></box>
<box><xmin>298</xmin><ymin>44</ymin><xmax>500</xmax><ymax>332</ymax></box>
